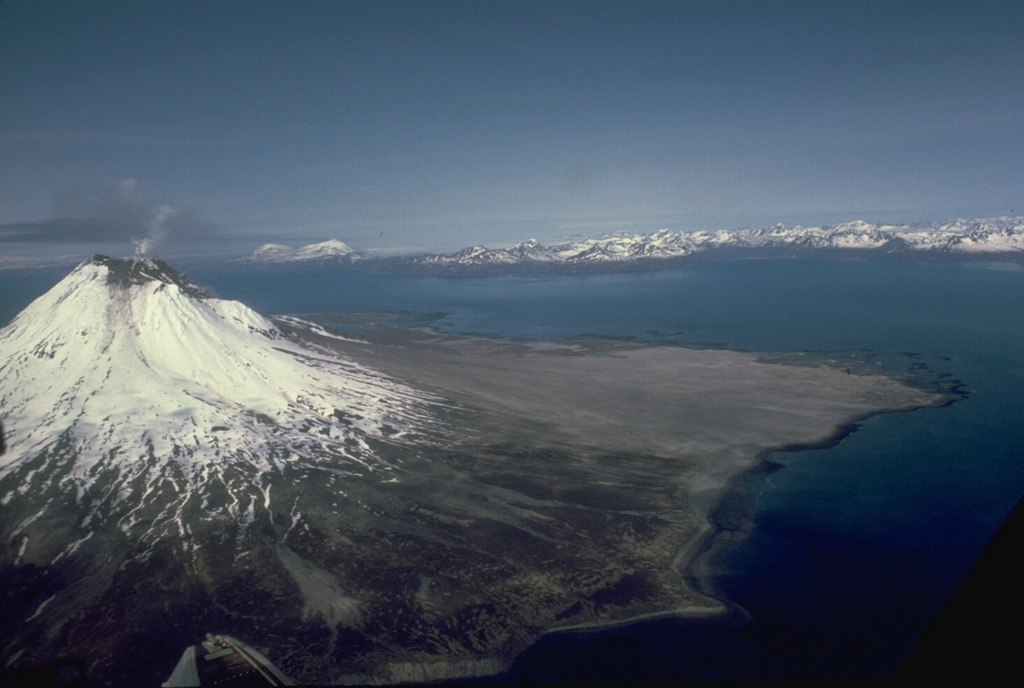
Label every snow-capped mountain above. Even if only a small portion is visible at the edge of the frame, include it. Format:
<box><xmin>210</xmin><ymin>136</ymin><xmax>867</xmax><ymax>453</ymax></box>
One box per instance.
<box><xmin>0</xmin><ymin>255</ymin><xmax>434</xmax><ymax>484</ymax></box>
<box><xmin>408</xmin><ymin>217</ymin><xmax>1024</xmax><ymax>271</ymax></box>
<box><xmin>0</xmin><ymin>255</ymin><xmax>438</xmax><ymax>682</ymax></box>
<box><xmin>239</xmin><ymin>238</ymin><xmax>359</xmax><ymax>263</ymax></box>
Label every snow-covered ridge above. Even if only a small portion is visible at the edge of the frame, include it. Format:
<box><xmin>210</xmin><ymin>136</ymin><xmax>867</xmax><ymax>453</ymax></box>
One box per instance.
<box><xmin>411</xmin><ymin>217</ymin><xmax>1024</xmax><ymax>268</ymax></box>
<box><xmin>0</xmin><ymin>255</ymin><xmax>439</xmax><ymax>542</ymax></box>
<box><xmin>239</xmin><ymin>238</ymin><xmax>358</xmax><ymax>263</ymax></box>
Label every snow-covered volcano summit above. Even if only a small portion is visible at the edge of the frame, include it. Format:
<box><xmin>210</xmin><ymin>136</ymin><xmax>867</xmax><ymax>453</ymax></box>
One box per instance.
<box><xmin>0</xmin><ymin>255</ymin><xmax>445</xmax><ymax>681</ymax></box>
<box><xmin>0</xmin><ymin>255</ymin><xmax>437</xmax><ymax>538</ymax></box>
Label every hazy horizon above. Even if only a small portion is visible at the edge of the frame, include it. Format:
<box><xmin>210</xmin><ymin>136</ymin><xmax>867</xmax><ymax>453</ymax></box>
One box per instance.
<box><xmin>2</xmin><ymin>1</ymin><xmax>1022</xmax><ymax>261</ymax></box>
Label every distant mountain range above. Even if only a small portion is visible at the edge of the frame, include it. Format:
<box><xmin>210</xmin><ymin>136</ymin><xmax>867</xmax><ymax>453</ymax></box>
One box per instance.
<box><xmin>406</xmin><ymin>218</ymin><xmax>1024</xmax><ymax>272</ymax></box>
<box><xmin>238</xmin><ymin>218</ymin><xmax>1024</xmax><ymax>273</ymax></box>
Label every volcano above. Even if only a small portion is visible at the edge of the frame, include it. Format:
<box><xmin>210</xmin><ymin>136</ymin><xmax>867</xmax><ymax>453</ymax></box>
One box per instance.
<box><xmin>0</xmin><ymin>256</ymin><xmax>440</xmax><ymax>684</ymax></box>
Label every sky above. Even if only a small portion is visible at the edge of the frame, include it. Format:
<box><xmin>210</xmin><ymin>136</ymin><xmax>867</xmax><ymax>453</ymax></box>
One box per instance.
<box><xmin>1</xmin><ymin>0</ymin><xmax>1022</xmax><ymax>261</ymax></box>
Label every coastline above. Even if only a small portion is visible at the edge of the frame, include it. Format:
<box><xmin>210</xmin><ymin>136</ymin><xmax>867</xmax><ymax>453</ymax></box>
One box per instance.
<box><xmin>684</xmin><ymin>388</ymin><xmax>962</xmax><ymax>607</ymax></box>
<box><xmin>519</xmin><ymin>386</ymin><xmax>961</xmax><ymax>676</ymax></box>
<box><xmin>490</xmin><ymin>394</ymin><xmax>964</xmax><ymax>685</ymax></box>
<box><xmin>278</xmin><ymin>316</ymin><xmax>955</xmax><ymax>684</ymax></box>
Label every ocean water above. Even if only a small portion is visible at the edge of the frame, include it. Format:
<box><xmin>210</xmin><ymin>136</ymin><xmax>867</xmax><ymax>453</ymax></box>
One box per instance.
<box><xmin>3</xmin><ymin>257</ymin><xmax>1023</xmax><ymax>679</ymax></box>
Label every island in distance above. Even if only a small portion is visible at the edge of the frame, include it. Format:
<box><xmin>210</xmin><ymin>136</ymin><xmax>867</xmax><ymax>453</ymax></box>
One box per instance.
<box><xmin>1</xmin><ymin>255</ymin><xmax>956</xmax><ymax>684</ymax></box>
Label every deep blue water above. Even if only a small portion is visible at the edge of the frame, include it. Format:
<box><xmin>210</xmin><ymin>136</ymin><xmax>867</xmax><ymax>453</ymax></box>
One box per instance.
<box><xmin>3</xmin><ymin>258</ymin><xmax>1023</xmax><ymax>679</ymax></box>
